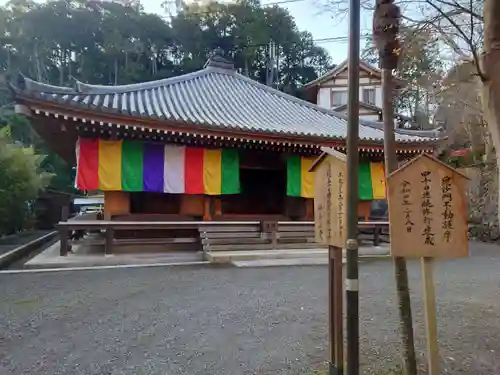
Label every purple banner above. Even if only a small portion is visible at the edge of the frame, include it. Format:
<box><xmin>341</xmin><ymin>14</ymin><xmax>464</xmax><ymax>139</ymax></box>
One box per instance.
<box><xmin>143</xmin><ymin>142</ymin><xmax>165</xmax><ymax>192</ymax></box>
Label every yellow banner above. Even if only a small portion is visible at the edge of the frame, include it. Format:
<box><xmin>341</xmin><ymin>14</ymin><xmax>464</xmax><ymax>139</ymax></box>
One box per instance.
<box><xmin>98</xmin><ymin>140</ymin><xmax>122</xmax><ymax>191</ymax></box>
<box><xmin>370</xmin><ymin>162</ymin><xmax>386</xmax><ymax>199</ymax></box>
<box><xmin>203</xmin><ymin>149</ymin><xmax>222</xmax><ymax>195</ymax></box>
<box><xmin>300</xmin><ymin>157</ymin><xmax>315</xmax><ymax>198</ymax></box>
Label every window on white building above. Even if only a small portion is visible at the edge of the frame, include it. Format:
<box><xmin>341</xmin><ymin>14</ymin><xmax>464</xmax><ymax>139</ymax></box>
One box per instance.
<box><xmin>363</xmin><ymin>88</ymin><xmax>376</xmax><ymax>105</ymax></box>
<box><xmin>331</xmin><ymin>90</ymin><xmax>348</xmax><ymax>106</ymax></box>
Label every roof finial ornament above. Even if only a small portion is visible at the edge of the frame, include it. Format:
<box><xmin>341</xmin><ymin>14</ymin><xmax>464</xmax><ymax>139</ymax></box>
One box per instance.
<box><xmin>204</xmin><ymin>48</ymin><xmax>235</xmax><ymax>70</ymax></box>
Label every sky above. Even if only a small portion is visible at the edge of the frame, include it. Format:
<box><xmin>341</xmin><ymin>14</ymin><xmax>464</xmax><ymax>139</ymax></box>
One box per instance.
<box><xmin>0</xmin><ymin>0</ymin><xmax>374</xmax><ymax>64</ymax></box>
<box><xmin>152</xmin><ymin>0</ymin><xmax>374</xmax><ymax>64</ymax></box>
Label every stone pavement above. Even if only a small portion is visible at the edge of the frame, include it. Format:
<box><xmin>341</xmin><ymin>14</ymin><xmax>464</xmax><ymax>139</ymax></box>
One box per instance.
<box><xmin>25</xmin><ymin>239</ymin><xmax>390</xmax><ymax>269</ymax></box>
<box><xmin>24</xmin><ymin>241</ymin><xmax>207</xmax><ymax>269</ymax></box>
<box><xmin>230</xmin><ymin>245</ymin><xmax>390</xmax><ymax>267</ymax></box>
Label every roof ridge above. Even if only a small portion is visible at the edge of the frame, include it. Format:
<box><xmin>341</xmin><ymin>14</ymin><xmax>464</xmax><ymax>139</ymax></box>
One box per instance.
<box><xmin>11</xmin><ymin>68</ymin><xmax>228</xmax><ymax>95</ymax></box>
<box><xmin>13</xmin><ymin>73</ymin><xmax>76</xmax><ymax>94</ymax></box>
<box><xmin>231</xmin><ymin>70</ymin><xmax>347</xmax><ymax>115</ymax></box>
<box><xmin>74</xmin><ymin>69</ymin><xmax>215</xmax><ymax>94</ymax></box>
<box><xmin>357</xmin><ymin>118</ymin><xmax>443</xmax><ymax>138</ymax></box>
<box><xmin>303</xmin><ymin>59</ymin><xmax>405</xmax><ymax>88</ymax></box>
<box><xmin>229</xmin><ymin>70</ymin><xmax>424</xmax><ymax>138</ymax></box>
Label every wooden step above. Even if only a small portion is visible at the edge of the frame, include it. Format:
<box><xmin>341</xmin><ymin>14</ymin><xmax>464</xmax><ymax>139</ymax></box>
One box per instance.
<box><xmin>114</xmin><ymin>237</ymin><xmax>199</xmax><ymax>245</ymax></box>
<box><xmin>204</xmin><ymin>242</ymin><xmax>273</xmax><ymax>252</ymax></box>
<box><xmin>113</xmin><ymin>242</ymin><xmax>200</xmax><ymax>254</ymax></box>
<box><xmin>205</xmin><ymin>242</ymin><xmax>320</xmax><ymax>252</ymax></box>
<box><xmin>199</xmin><ymin>225</ymin><xmax>260</xmax><ymax>233</ymax></box>
<box><xmin>278</xmin><ymin>237</ymin><xmax>316</xmax><ymax>244</ymax></box>
<box><xmin>206</xmin><ymin>248</ymin><xmax>327</xmax><ymax>263</ymax></box>
<box><xmin>278</xmin><ymin>225</ymin><xmax>314</xmax><ymax>232</ymax></box>
<box><xmin>69</xmin><ymin>239</ymin><xmax>104</xmax><ymax>246</ymax></box>
<box><xmin>202</xmin><ymin>237</ymin><xmax>270</xmax><ymax>245</ymax></box>
<box><xmin>199</xmin><ymin>232</ymin><xmax>262</xmax><ymax>239</ymax></box>
<box><xmin>278</xmin><ymin>231</ymin><xmax>314</xmax><ymax>238</ymax></box>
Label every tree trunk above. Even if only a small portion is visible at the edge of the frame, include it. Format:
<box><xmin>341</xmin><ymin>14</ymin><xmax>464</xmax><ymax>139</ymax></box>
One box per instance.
<box><xmin>34</xmin><ymin>44</ymin><xmax>42</xmax><ymax>82</ymax></box>
<box><xmin>413</xmin><ymin>86</ymin><xmax>419</xmax><ymax>124</ymax></box>
<box><xmin>6</xmin><ymin>48</ymin><xmax>11</xmax><ymax>75</ymax></box>
<box><xmin>68</xmin><ymin>50</ymin><xmax>72</xmax><ymax>79</ymax></box>
<box><xmin>244</xmin><ymin>58</ymin><xmax>249</xmax><ymax>76</ymax></box>
<box><xmin>382</xmin><ymin>68</ymin><xmax>418</xmax><ymax>375</ymax></box>
<box><xmin>482</xmin><ymin>0</ymin><xmax>500</xmax><ymax>229</ymax></box>
<box><xmin>59</xmin><ymin>49</ymin><xmax>64</xmax><ymax>86</ymax></box>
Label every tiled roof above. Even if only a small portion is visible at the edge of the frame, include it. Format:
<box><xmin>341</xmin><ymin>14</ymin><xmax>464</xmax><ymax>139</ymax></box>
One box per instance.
<box><xmin>303</xmin><ymin>59</ymin><xmax>405</xmax><ymax>88</ymax></box>
<box><xmin>333</xmin><ymin>102</ymin><xmax>382</xmax><ymax>113</ymax></box>
<box><xmin>11</xmin><ymin>55</ymin><xmax>436</xmax><ymax>143</ymax></box>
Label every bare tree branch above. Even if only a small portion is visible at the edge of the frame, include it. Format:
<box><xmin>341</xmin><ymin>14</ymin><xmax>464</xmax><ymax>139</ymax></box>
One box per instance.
<box><xmin>425</xmin><ymin>0</ymin><xmax>486</xmax><ymax>80</ymax></box>
<box><xmin>431</xmin><ymin>0</ymin><xmax>483</xmax><ymax>21</ymax></box>
<box><xmin>470</xmin><ymin>0</ymin><xmax>475</xmax><ymax>44</ymax></box>
<box><xmin>401</xmin><ymin>11</ymin><xmax>468</xmax><ymax>57</ymax></box>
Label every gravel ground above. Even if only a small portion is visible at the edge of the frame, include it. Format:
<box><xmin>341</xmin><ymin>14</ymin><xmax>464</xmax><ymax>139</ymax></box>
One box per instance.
<box><xmin>1</xmin><ymin>242</ymin><xmax>500</xmax><ymax>375</ymax></box>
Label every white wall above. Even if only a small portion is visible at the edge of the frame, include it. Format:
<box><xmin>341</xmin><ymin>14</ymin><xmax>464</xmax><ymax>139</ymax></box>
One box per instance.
<box><xmin>315</xmin><ymin>76</ymin><xmax>383</xmax><ymax>110</ymax></box>
<box><xmin>333</xmin><ymin>111</ymin><xmax>380</xmax><ymax>122</ymax></box>
<box><xmin>375</xmin><ymin>87</ymin><xmax>382</xmax><ymax>107</ymax></box>
<box><xmin>360</xmin><ymin>114</ymin><xmax>380</xmax><ymax>121</ymax></box>
<box><xmin>317</xmin><ymin>88</ymin><xmax>331</xmax><ymax>108</ymax></box>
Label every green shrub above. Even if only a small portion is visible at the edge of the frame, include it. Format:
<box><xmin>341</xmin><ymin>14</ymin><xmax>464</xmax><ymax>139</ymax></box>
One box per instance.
<box><xmin>0</xmin><ymin>128</ymin><xmax>52</xmax><ymax>235</ymax></box>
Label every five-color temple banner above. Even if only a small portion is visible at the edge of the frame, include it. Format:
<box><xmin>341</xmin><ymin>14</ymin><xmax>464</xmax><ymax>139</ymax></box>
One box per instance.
<box><xmin>75</xmin><ymin>138</ymin><xmax>387</xmax><ymax>200</ymax></box>
<box><xmin>287</xmin><ymin>156</ymin><xmax>387</xmax><ymax>200</ymax></box>
<box><xmin>75</xmin><ymin>138</ymin><xmax>240</xmax><ymax>195</ymax></box>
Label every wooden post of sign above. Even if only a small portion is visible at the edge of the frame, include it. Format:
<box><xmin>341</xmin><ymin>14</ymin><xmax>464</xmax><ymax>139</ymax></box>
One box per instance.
<box><xmin>387</xmin><ymin>154</ymin><xmax>470</xmax><ymax>375</ymax></box>
<box><xmin>328</xmin><ymin>245</ymin><xmax>337</xmax><ymax>375</ymax></box>
<box><xmin>311</xmin><ymin>147</ymin><xmax>348</xmax><ymax>375</ymax></box>
<box><xmin>333</xmin><ymin>246</ymin><xmax>344</xmax><ymax>373</ymax></box>
<box><xmin>421</xmin><ymin>257</ymin><xmax>439</xmax><ymax>375</ymax></box>
<box><xmin>328</xmin><ymin>245</ymin><xmax>344</xmax><ymax>375</ymax></box>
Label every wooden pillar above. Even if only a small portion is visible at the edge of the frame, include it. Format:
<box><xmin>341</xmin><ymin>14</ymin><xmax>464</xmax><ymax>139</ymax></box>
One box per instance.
<box><xmin>203</xmin><ymin>196</ymin><xmax>212</xmax><ymax>221</ymax></box>
<box><xmin>105</xmin><ymin>227</ymin><xmax>114</xmax><ymax>255</ymax></box>
<box><xmin>305</xmin><ymin>198</ymin><xmax>314</xmax><ymax>220</ymax></box>
<box><xmin>374</xmin><ymin>226</ymin><xmax>381</xmax><ymax>246</ymax></box>
<box><xmin>59</xmin><ymin>206</ymin><xmax>69</xmax><ymax>256</ymax></box>
<box><xmin>103</xmin><ymin>191</ymin><xmax>130</xmax><ymax>220</ymax></box>
<box><xmin>59</xmin><ymin>227</ymin><xmax>69</xmax><ymax>256</ymax></box>
<box><xmin>214</xmin><ymin>198</ymin><xmax>222</xmax><ymax>218</ymax></box>
<box><xmin>180</xmin><ymin>195</ymin><xmax>204</xmax><ymax>218</ymax></box>
<box><xmin>357</xmin><ymin>200</ymin><xmax>372</xmax><ymax>221</ymax></box>
<box><xmin>61</xmin><ymin>205</ymin><xmax>69</xmax><ymax>222</ymax></box>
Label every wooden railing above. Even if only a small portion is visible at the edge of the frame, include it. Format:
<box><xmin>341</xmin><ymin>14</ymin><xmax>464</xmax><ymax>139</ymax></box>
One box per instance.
<box><xmin>56</xmin><ymin>220</ymin><xmax>390</xmax><ymax>257</ymax></box>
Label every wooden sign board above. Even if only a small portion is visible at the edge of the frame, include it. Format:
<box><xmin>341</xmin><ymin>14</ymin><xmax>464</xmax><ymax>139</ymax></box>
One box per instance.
<box><xmin>312</xmin><ymin>148</ymin><xmax>348</xmax><ymax>248</ymax></box>
<box><xmin>388</xmin><ymin>154</ymin><xmax>469</xmax><ymax>258</ymax></box>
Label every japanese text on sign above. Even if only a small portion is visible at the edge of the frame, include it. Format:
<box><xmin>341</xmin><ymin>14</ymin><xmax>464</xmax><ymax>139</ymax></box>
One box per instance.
<box><xmin>421</xmin><ymin>171</ymin><xmax>435</xmax><ymax>246</ymax></box>
<box><xmin>387</xmin><ymin>154</ymin><xmax>469</xmax><ymax>258</ymax></box>
<box><xmin>400</xmin><ymin>180</ymin><xmax>414</xmax><ymax>233</ymax></box>
<box><xmin>326</xmin><ymin>165</ymin><xmax>333</xmax><ymax>241</ymax></box>
<box><xmin>337</xmin><ymin>170</ymin><xmax>344</xmax><ymax>239</ymax></box>
<box><xmin>441</xmin><ymin>176</ymin><xmax>453</xmax><ymax>243</ymax></box>
<box><xmin>314</xmin><ymin>152</ymin><xmax>348</xmax><ymax>248</ymax></box>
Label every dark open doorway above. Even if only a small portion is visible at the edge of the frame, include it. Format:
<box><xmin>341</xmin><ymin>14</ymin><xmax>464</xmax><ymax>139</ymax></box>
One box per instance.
<box><xmin>130</xmin><ymin>192</ymin><xmax>181</xmax><ymax>214</ymax></box>
<box><xmin>220</xmin><ymin>151</ymin><xmax>286</xmax><ymax>216</ymax></box>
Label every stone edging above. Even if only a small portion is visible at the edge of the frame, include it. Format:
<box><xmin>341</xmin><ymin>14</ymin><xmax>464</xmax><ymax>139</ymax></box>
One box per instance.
<box><xmin>0</xmin><ymin>231</ymin><xmax>58</xmax><ymax>270</ymax></box>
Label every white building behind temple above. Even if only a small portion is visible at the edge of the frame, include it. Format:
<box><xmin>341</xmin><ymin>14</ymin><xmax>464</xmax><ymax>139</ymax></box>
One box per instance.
<box><xmin>303</xmin><ymin>59</ymin><xmax>406</xmax><ymax>124</ymax></box>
